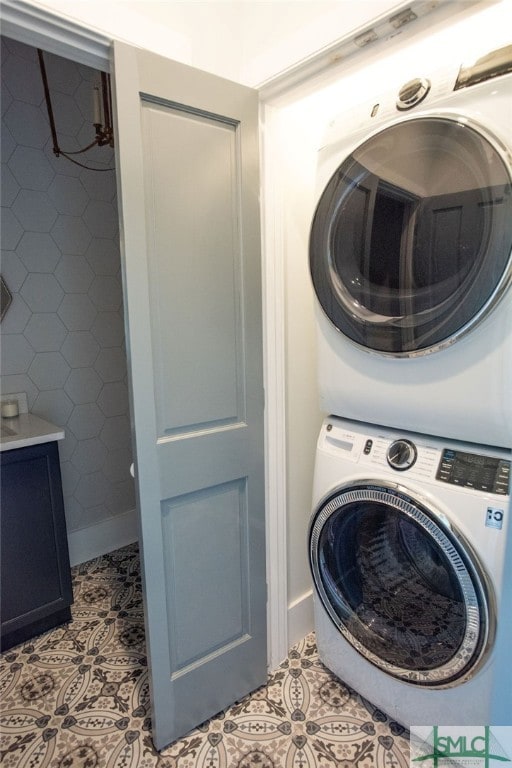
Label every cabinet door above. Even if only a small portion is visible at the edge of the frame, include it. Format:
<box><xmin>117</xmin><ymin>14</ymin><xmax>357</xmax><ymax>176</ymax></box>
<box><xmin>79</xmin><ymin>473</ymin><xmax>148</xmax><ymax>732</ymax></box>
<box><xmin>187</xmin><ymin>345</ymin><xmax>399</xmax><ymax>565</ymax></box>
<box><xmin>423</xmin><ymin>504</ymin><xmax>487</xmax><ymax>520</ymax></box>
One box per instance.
<box><xmin>1</xmin><ymin>442</ymin><xmax>72</xmax><ymax>648</ymax></box>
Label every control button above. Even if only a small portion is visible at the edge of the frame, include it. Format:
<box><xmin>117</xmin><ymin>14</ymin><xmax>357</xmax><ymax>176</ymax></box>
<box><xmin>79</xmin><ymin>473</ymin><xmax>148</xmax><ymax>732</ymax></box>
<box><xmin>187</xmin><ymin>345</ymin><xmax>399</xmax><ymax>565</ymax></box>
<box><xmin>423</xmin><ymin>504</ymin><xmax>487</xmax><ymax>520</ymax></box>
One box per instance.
<box><xmin>364</xmin><ymin>439</ymin><xmax>373</xmax><ymax>455</ymax></box>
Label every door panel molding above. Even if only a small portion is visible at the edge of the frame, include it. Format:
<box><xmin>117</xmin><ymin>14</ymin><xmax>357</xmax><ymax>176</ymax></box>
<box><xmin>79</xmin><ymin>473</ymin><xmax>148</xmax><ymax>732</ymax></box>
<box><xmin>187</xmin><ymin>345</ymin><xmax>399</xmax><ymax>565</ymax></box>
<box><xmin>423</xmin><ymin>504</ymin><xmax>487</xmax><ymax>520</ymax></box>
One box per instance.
<box><xmin>140</xmin><ymin>99</ymin><xmax>245</xmax><ymax>435</ymax></box>
<box><xmin>161</xmin><ymin>478</ymin><xmax>249</xmax><ymax>673</ymax></box>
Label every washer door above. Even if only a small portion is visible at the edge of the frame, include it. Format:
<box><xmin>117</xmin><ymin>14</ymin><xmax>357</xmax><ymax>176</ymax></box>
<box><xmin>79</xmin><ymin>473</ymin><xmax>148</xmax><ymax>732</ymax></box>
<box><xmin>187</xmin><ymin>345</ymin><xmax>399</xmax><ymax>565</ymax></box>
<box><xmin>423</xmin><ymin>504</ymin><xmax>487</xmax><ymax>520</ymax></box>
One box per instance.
<box><xmin>309</xmin><ymin>483</ymin><xmax>492</xmax><ymax>687</ymax></box>
<box><xmin>309</xmin><ymin>116</ymin><xmax>512</xmax><ymax>356</ymax></box>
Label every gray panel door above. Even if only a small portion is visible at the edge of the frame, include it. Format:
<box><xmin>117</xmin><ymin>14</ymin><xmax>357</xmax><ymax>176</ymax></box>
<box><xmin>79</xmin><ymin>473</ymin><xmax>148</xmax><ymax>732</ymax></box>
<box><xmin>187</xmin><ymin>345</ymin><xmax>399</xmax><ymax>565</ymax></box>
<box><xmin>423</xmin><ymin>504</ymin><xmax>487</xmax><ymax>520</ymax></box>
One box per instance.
<box><xmin>111</xmin><ymin>41</ymin><xmax>266</xmax><ymax>750</ymax></box>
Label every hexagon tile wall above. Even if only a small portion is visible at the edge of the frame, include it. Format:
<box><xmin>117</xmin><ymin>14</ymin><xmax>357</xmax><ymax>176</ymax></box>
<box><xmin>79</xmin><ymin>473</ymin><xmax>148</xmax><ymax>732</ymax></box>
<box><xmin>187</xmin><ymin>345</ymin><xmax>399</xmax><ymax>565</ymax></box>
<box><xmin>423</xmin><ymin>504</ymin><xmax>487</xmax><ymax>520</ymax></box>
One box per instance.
<box><xmin>1</xmin><ymin>36</ymin><xmax>136</xmax><ymax>556</ymax></box>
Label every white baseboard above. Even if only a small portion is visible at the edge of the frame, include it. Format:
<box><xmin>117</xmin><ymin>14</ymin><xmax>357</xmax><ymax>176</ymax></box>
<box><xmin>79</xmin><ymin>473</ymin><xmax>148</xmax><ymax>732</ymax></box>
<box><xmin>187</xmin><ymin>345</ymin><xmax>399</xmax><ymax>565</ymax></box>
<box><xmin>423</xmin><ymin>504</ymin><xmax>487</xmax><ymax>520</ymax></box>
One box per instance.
<box><xmin>67</xmin><ymin>508</ymin><xmax>139</xmax><ymax>566</ymax></box>
<box><xmin>287</xmin><ymin>588</ymin><xmax>314</xmax><ymax>649</ymax></box>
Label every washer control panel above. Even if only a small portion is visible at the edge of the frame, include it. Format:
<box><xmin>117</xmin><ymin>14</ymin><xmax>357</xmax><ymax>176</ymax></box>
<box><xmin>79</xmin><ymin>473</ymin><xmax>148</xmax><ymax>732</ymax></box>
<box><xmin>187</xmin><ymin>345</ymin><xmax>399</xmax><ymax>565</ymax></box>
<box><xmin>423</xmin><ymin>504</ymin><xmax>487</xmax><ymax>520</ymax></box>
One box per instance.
<box><xmin>320</xmin><ymin>417</ymin><xmax>511</xmax><ymax>496</ymax></box>
<box><xmin>436</xmin><ymin>449</ymin><xmax>510</xmax><ymax>495</ymax></box>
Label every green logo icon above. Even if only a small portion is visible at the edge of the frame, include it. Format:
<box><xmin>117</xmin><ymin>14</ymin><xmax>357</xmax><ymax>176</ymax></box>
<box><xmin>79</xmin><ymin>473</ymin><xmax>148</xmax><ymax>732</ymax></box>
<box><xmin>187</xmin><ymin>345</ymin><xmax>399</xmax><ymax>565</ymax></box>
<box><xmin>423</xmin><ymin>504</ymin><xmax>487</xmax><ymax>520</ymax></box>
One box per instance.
<box><xmin>411</xmin><ymin>726</ymin><xmax>511</xmax><ymax>767</ymax></box>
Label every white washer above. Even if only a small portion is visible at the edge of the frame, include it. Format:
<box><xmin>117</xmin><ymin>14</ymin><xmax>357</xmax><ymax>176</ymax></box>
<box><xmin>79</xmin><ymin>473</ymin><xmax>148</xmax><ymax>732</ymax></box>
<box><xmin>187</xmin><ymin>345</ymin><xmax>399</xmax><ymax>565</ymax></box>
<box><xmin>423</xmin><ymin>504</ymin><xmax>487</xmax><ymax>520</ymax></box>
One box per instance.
<box><xmin>309</xmin><ymin>47</ymin><xmax>512</xmax><ymax>448</ymax></box>
<box><xmin>309</xmin><ymin>416</ymin><xmax>512</xmax><ymax>727</ymax></box>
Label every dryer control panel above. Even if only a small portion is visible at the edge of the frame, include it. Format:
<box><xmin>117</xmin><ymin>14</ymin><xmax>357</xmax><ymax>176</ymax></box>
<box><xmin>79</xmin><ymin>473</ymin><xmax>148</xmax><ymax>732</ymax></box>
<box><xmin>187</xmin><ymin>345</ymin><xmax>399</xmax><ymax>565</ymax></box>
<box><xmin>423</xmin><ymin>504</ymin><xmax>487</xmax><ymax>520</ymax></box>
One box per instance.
<box><xmin>436</xmin><ymin>449</ymin><xmax>510</xmax><ymax>495</ymax></box>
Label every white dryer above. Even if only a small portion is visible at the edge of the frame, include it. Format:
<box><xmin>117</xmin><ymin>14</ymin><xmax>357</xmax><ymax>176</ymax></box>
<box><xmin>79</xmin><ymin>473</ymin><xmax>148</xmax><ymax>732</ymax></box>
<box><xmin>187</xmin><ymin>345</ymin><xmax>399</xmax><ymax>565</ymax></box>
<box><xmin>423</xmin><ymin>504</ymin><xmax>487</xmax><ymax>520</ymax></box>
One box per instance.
<box><xmin>309</xmin><ymin>46</ymin><xmax>512</xmax><ymax>448</ymax></box>
<box><xmin>309</xmin><ymin>416</ymin><xmax>512</xmax><ymax>727</ymax></box>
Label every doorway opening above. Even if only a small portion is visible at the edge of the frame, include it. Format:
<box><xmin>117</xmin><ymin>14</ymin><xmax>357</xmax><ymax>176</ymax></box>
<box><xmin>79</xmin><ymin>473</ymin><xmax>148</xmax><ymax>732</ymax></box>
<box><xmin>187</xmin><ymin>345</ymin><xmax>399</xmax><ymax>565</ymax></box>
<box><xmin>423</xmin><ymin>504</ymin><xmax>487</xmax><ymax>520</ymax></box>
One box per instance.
<box><xmin>1</xmin><ymin>35</ymin><xmax>137</xmax><ymax>565</ymax></box>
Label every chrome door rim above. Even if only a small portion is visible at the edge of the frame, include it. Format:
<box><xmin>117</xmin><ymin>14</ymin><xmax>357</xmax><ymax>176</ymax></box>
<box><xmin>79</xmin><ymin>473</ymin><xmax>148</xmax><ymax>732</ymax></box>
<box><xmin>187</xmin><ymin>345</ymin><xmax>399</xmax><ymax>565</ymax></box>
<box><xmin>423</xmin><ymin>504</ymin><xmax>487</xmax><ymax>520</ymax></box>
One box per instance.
<box><xmin>310</xmin><ymin>113</ymin><xmax>512</xmax><ymax>358</ymax></box>
<box><xmin>309</xmin><ymin>481</ymin><xmax>494</xmax><ymax>687</ymax></box>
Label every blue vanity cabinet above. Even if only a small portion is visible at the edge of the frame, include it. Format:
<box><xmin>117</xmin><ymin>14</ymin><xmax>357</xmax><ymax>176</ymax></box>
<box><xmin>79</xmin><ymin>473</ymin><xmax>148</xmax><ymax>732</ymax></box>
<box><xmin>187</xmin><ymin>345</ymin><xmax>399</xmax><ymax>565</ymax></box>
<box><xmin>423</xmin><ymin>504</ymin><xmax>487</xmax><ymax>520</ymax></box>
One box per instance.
<box><xmin>1</xmin><ymin>440</ymin><xmax>73</xmax><ymax>651</ymax></box>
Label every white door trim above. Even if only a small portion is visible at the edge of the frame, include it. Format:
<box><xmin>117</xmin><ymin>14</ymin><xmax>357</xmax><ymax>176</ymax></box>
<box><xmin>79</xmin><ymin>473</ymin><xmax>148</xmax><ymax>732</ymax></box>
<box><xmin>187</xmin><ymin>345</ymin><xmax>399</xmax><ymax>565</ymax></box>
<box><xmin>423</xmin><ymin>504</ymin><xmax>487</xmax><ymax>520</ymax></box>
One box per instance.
<box><xmin>0</xmin><ymin>0</ymin><xmax>111</xmax><ymax>71</ymax></box>
<box><xmin>260</xmin><ymin>101</ymin><xmax>288</xmax><ymax>668</ymax></box>
<box><xmin>0</xmin><ymin>0</ymin><xmax>290</xmax><ymax>669</ymax></box>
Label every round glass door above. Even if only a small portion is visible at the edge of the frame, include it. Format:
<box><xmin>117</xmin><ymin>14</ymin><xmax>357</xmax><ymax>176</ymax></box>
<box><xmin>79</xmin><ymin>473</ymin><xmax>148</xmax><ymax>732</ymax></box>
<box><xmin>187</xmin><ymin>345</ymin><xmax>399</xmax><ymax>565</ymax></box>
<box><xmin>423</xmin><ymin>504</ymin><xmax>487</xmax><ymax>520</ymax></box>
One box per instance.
<box><xmin>309</xmin><ymin>484</ymin><xmax>491</xmax><ymax>686</ymax></box>
<box><xmin>309</xmin><ymin>116</ymin><xmax>512</xmax><ymax>355</ymax></box>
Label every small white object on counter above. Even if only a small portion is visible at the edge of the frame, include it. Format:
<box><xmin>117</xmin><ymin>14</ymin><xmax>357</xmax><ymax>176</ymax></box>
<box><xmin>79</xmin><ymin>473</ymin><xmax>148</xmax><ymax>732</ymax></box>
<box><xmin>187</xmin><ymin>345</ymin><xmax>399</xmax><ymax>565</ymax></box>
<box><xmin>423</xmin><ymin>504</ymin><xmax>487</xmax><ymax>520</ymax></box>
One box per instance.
<box><xmin>1</xmin><ymin>400</ymin><xmax>19</xmax><ymax>418</ymax></box>
<box><xmin>0</xmin><ymin>413</ymin><xmax>64</xmax><ymax>451</ymax></box>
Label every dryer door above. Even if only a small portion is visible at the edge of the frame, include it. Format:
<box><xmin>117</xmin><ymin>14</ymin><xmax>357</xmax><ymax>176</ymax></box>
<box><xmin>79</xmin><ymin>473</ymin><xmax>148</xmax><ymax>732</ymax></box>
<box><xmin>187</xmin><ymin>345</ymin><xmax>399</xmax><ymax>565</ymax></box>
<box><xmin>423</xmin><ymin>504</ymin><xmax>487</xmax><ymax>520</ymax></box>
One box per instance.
<box><xmin>309</xmin><ymin>483</ymin><xmax>492</xmax><ymax>687</ymax></box>
<box><xmin>309</xmin><ymin>116</ymin><xmax>512</xmax><ymax>356</ymax></box>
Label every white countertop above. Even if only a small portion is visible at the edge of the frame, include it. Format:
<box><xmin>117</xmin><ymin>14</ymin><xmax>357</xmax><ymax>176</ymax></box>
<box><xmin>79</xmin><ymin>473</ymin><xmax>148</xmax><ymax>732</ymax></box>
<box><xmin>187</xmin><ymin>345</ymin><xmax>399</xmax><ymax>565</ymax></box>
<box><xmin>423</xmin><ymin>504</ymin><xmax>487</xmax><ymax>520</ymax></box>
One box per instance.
<box><xmin>0</xmin><ymin>413</ymin><xmax>64</xmax><ymax>452</ymax></box>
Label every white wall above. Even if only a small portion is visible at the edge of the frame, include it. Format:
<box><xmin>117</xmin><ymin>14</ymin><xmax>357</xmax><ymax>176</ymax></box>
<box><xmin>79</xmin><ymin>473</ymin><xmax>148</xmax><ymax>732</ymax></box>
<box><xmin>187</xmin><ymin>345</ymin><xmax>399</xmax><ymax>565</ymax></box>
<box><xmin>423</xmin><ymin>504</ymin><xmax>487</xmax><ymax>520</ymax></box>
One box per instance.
<box><xmin>276</xmin><ymin>0</ymin><xmax>511</xmax><ymax>645</ymax></box>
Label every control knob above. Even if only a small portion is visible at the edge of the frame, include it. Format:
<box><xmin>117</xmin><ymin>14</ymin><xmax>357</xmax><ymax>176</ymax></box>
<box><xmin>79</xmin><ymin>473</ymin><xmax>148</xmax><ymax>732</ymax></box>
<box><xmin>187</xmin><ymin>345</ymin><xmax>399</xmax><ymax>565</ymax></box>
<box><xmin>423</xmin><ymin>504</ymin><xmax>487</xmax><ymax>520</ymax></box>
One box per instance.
<box><xmin>387</xmin><ymin>439</ymin><xmax>417</xmax><ymax>471</ymax></box>
<box><xmin>396</xmin><ymin>78</ymin><xmax>431</xmax><ymax>110</ymax></box>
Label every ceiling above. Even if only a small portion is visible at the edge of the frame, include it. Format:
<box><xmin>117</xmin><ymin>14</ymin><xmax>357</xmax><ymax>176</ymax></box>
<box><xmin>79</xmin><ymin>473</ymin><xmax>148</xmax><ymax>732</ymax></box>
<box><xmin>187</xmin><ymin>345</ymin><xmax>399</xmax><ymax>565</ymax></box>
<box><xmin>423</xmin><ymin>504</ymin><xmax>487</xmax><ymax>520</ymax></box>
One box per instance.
<box><xmin>22</xmin><ymin>0</ymin><xmax>412</xmax><ymax>83</ymax></box>
<box><xmin>5</xmin><ymin>0</ymin><xmax>498</xmax><ymax>87</ymax></box>
<box><xmin>121</xmin><ymin>0</ymin><xmax>410</xmax><ymax>76</ymax></box>
<box><xmin>122</xmin><ymin>1</ymin><xmax>345</xmax><ymax>43</ymax></box>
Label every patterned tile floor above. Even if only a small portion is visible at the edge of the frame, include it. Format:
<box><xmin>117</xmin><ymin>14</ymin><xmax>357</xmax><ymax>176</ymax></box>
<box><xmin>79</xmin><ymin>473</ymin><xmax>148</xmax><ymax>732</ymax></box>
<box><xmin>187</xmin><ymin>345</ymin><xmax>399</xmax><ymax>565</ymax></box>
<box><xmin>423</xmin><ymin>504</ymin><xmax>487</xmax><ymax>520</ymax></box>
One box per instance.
<box><xmin>0</xmin><ymin>544</ymin><xmax>410</xmax><ymax>767</ymax></box>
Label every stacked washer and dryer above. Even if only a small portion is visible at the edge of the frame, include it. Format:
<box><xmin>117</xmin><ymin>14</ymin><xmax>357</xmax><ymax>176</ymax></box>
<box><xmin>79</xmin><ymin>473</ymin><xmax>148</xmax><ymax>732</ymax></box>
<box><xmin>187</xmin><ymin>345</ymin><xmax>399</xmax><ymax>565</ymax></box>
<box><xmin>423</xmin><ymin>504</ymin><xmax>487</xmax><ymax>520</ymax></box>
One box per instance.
<box><xmin>308</xmin><ymin>46</ymin><xmax>512</xmax><ymax>727</ymax></box>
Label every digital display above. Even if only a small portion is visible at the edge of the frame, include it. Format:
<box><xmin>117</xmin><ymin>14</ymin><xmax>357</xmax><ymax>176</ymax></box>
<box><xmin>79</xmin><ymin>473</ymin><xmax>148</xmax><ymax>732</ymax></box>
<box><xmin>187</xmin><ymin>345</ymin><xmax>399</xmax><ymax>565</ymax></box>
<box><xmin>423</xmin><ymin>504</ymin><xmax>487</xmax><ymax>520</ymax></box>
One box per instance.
<box><xmin>437</xmin><ymin>449</ymin><xmax>510</xmax><ymax>495</ymax></box>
